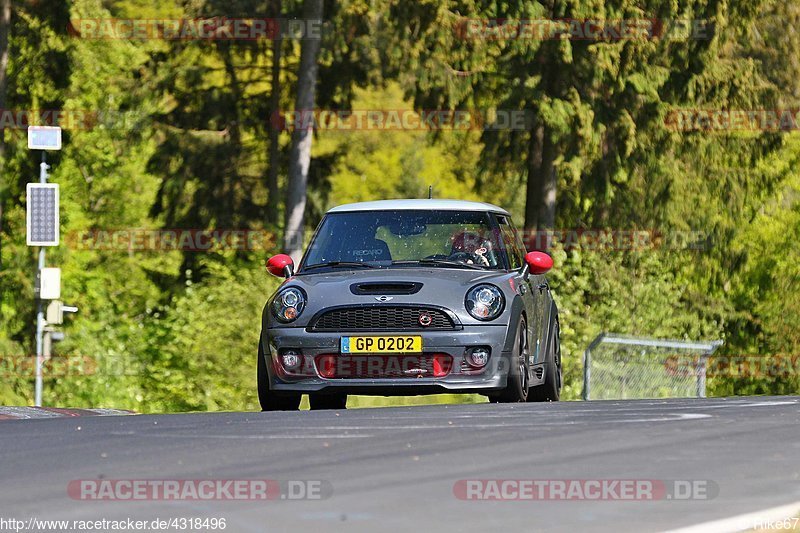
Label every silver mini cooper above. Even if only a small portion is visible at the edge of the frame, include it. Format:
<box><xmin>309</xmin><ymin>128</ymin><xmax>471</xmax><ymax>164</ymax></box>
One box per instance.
<box><xmin>259</xmin><ymin>199</ymin><xmax>561</xmax><ymax>410</ymax></box>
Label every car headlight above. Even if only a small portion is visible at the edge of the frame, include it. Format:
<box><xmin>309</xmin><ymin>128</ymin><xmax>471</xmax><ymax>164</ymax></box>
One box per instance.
<box><xmin>272</xmin><ymin>287</ymin><xmax>306</xmax><ymax>323</ymax></box>
<box><xmin>465</xmin><ymin>284</ymin><xmax>504</xmax><ymax>321</ymax></box>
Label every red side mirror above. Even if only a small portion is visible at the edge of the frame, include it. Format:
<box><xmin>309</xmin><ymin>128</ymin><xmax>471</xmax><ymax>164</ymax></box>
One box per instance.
<box><xmin>266</xmin><ymin>254</ymin><xmax>294</xmax><ymax>278</ymax></box>
<box><xmin>525</xmin><ymin>251</ymin><xmax>553</xmax><ymax>275</ymax></box>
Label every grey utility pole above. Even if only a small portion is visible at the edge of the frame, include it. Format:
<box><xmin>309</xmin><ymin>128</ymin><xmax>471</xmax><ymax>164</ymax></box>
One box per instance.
<box><xmin>34</xmin><ymin>152</ymin><xmax>48</xmax><ymax>407</ymax></box>
<box><xmin>26</xmin><ymin>125</ymin><xmax>62</xmax><ymax>407</ymax></box>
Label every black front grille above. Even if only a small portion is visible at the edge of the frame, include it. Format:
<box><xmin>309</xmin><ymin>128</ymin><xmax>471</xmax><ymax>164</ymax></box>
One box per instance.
<box><xmin>309</xmin><ymin>306</ymin><xmax>458</xmax><ymax>331</ymax></box>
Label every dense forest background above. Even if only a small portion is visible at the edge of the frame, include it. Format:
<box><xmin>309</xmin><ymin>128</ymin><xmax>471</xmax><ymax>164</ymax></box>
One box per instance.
<box><xmin>1</xmin><ymin>0</ymin><xmax>799</xmax><ymax>410</ymax></box>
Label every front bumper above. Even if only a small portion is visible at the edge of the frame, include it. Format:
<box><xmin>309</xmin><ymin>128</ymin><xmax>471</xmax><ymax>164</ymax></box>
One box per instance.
<box><xmin>263</xmin><ymin>326</ymin><xmax>514</xmax><ymax>395</ymax></box>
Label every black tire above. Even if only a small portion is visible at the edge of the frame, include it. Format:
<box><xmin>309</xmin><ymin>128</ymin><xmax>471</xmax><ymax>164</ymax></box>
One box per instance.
<box><xmin>528</xmin><ymin>319</ymin><xmax>561</xmax><ymax>402</ymax></box>
<box><xmin>309</xmin><ymin>393</ymin><xmax>348</xmax><ymax>410</ymax></box>
<box><xmin>257</xmin><ymin>339</ymin><xmax>301</xmax><ymax>411</ymax></box>
<box><xmin>492</xmin><ymin>318</ymin><xmax>530</xmax><ymax>403</ymax></box>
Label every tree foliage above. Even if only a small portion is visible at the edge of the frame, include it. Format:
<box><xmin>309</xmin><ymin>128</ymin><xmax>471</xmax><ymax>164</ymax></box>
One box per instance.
<box><xmin>0</xmin><ymin>0</ymin><xmax>798</xmax><ymax>408</ymax></box>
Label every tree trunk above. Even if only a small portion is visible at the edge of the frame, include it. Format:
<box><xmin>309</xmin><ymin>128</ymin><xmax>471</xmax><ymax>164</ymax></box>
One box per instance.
<box><xmin>220</xmin><ymin>45</ymin><xmax>243</xmax><ymax>228</ymax></box>
<box><xmin>525</xmin><ymin>124</ymin><xmax>544</xmax><ymax>231</ymax></box>
<box><xmin>525</xmin><ymin>28</ymin><xmax>559</xmax><ymax>235</ymax></box>
<box><xmin>266</xmin><ymin>0</ymin><xmax>282</xmax><ymax>225</ymax></box>
<box><xmin>283</xmin><ymin>0</ymin><xmax>323</xmax><ymax>262</ymax></box>
<box><xmin>524</xmin><ymin>124</ymin><xmax>557</xmax><ymax>249</ymax></box>
<box><xmin>0</xmin><ymin>0</ymin><xmax>11</xmax><ymax>278</ymax></box>
<box><xmin>538</xmin><ymin>132</ymin><xmax>557</xmax><ymax>230</ymax></box>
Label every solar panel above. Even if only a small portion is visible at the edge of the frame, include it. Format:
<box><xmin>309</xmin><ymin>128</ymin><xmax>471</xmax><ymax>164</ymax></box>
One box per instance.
<box><xmin>26</xmin><ymin>183</ymin><xmax>60</xmax><ymax>246</ymax></box>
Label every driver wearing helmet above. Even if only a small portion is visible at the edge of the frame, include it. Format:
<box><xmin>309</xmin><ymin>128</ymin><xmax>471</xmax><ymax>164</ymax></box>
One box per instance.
<box><xmin>449</xmin><ymin>230</ymin><xmax>493</xmax><ymax>266</ymax></box>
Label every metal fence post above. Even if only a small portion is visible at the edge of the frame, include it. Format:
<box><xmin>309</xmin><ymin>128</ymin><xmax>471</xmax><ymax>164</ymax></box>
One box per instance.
<box><xmin>582</xmin><ymin>348</ymin><xmax>591</xmax><ymax>401</ymax></box>
<box><xmin>696</xmin><ymin>354</ymin><xmax>708</xmax><ymax>398</ymax></box>
<box><xmin>583</xmin><ymin>333</ymin><xmax>606</xmax><ymax>401</ymax></box>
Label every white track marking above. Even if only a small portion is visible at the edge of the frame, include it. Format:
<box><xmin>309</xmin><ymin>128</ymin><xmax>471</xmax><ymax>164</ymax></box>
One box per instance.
<box><xmin>350</xmin><ymin>399</ymin><xmax>798</xmax><ymax>419</ymax></box>
<box><xmin>109</xmin><ymin>432</ymin><xmax>372</xmax><ymax>439</ymax></box>
<box><xmin>86</xmin><ymin>408</ymin><xmax>133</xmax><ymax>415</ymax></box>
<box><xmin>0</xmin><ymin>407</ymin><xmax>62</xmax><ymax>419</ymax></box>
<box><xmin>580</xmin><ymin>400</ymin><xmax>798</xmax><ymax>411</ymax></box>
<box><xmin>728</xmin><ymin>400</ymin><xmax>798</xmax><ymax>407</ymax></box>
<box><xmin>0</xmin><ymin>407</ymin><xmax>132</xmax><ymax>420</ymax></box>
<box><xmin>616</xmin><ymin>413</ymin><xmax>711</xmax><ymax>422</ymax></box>
<box><xmin>663</xmin><ymin>500</ymin><xmax>800</xmax><ymax>533</ymax></box>
<box><xmin>260</xmin><ymin>412</ymin><xmax>710</xmax><ymax>428</ymax></box>
<box><xmin>108</xmin><ymin>412</ymin><xmax>709</xmax><ymax>436</ymax></box>
<box><xmin>355</xmin><ymin>412</ymin><xmax>714</xmax><ymax>422</ymax></box>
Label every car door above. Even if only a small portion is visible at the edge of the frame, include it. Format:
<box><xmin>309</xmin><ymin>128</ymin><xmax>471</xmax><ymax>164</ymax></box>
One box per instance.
<box><xmin>509</xmin><ymin>218</ymin><xmax>552</xmax><ymax>365</ymax></box>
<box><xmin>497</xmin><ymin>216</ymin><xmax>539</xmax><ymax>370</ymax></box>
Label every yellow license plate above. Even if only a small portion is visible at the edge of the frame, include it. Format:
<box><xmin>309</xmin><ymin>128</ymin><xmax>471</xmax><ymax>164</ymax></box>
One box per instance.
<box><xmin>340</xmin><ymin>336</ymin><xmax>422</xmax><ymax>354</ymax></box>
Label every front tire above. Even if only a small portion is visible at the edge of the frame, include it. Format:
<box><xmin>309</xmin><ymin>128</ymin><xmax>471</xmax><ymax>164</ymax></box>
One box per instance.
<box><xmin>492</xmin><ymin>318</ymin><xmax>530</xmax><ymax>403</ymax></box>
<box><xmin>528</xmin><ymin>319</ymin><xmax>561</xmax><ymax>402</ymax></box>
<box><xmin>257</xmin><ymin>339</ymin><xmax>301</xmax><ymax>411</ymax></box>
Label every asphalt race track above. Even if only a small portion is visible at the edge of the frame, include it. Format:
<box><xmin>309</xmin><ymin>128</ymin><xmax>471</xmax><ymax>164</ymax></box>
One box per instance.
<box><xmin>1</xmin><ymin>397</ymin><xmax>799</xmax><ymax>533</ymax></box>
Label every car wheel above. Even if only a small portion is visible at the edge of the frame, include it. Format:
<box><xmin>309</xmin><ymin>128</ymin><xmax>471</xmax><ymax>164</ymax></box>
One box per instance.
<box><xmin>309</xmin><ymin>393</ymin><xmax>348</xmax><ymax>410</ymax></box>
<box><xmin>493</xmin><ymin>318</ymin><xmax>529</xmax><ymax>403</ymax></box>
<box><xmin>528</xmin><ymin>319</ymin><xmax>561</xmax><ymax>402</ymax></box>
<box><xmin>257</xmin><ymin>339</ymin><xmax>301</xmax><ymax>411</ymax></box>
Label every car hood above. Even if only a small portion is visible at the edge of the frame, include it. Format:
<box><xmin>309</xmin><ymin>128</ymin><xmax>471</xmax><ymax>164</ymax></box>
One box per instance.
<box><xmin>268</xmin><ymin>267</ymin><xmax>517</xmax><ymax>328</ymax></box>
<box><xmin>295</xmin><ymin>266</ymin><xmax>509</xmax><ymax>288</ymax></box>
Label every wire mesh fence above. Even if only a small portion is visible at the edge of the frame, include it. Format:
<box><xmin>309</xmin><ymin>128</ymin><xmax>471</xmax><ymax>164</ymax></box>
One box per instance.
<box><xmin>582</xmin><ymin>334</ymin><xmax>723</xmax><ymax>400</ymax></box>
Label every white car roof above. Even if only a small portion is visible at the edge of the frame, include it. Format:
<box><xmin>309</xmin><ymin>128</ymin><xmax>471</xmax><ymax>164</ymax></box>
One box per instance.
<box><xmin>326</xmin><ymin>199</ymin><xmax>511</xmax><ymax>216</ymax></box>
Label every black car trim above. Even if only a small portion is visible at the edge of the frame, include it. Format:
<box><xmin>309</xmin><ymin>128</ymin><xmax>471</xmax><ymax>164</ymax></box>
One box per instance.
<box><xmin>306</xmin><ymin>303</ymin><xmax>463</xmax><ymax>332</ymax></box>
<box><xmin>349</xmin><ymin>282</ymin><xmax>423</xmax><ymax>295</ymax></box>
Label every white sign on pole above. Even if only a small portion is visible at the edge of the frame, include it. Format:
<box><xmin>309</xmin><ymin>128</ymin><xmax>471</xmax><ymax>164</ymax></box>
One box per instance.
<box><xmin>38</xmin><ymin>268</ymin><xmax>61</xmax><ymax>300</ymax></box>
<box><xmin>26</xmin><ymin>183</ymin><xmax>60</xmax><ymax>246</ymax></box>
<box><xmin>27</xmin><ymin>126</ymin><xmax>62</xmax><ymax>151</ymax></box>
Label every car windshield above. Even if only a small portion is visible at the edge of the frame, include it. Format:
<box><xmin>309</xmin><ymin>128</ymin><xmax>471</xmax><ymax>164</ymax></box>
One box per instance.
<box><xmin>301</xmin><ymin>210</ymin><xmax>506</xmax><ymax>270</ymax></box>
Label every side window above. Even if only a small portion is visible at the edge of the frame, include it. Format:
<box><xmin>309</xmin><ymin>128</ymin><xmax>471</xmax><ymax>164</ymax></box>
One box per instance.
<box><xmin>508</xmin><ymin>218</ymin><xmax>528</xmax><ymax>255</ymax></box>
<box><xmin>497</xmin><ymin>216</ymin><xmax>523</xmax><ymax>269</ymax></box>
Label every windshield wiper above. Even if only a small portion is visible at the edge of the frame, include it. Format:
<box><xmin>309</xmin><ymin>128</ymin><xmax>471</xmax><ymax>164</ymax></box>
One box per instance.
<box><xmin>302</xmin><ymin>261</ymin><xmax>379</xmax><ymax>271</ymax></box>
<box><xmin>391</xmin><ymin>259</ymin><xmax>488</xmax><ymax>271</ymax></box>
